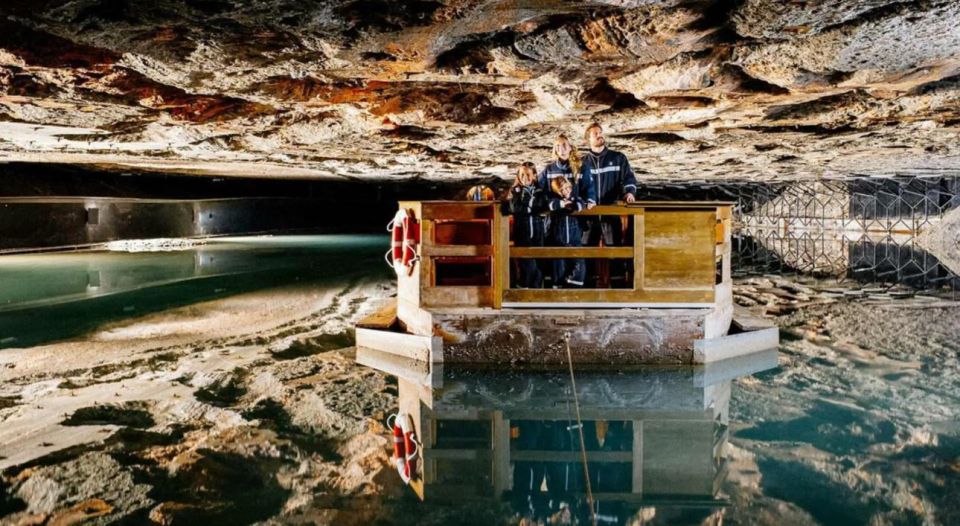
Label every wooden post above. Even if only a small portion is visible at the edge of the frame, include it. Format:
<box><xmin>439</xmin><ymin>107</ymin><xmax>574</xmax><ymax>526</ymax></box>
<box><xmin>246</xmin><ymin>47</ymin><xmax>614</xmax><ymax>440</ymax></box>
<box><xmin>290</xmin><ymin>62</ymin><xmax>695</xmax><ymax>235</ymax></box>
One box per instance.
<box><xmin>493</xmin><ymin>207</ymin><xmax>509</xmax><ymax>309</ymax></box>
<box><xmin>633</xmin><ymin>209</ymin><xmax>645</xmax><ymax>291</ymax></box>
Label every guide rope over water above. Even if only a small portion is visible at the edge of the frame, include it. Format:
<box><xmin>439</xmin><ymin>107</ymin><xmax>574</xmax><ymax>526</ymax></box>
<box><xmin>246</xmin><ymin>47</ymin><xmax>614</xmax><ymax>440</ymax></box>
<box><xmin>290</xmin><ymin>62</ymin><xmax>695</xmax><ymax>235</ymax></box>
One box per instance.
<box><xmin>565</xmin><ymin>333</ymin><xmax>598</xmax><ymax>526</ymax></box>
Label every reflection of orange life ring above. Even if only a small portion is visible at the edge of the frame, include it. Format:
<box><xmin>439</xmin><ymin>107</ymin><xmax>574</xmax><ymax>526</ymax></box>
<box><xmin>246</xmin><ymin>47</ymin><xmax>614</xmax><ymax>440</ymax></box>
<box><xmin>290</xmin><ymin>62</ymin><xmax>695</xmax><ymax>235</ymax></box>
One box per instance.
<box><xmin>386</xmin><ymin>413</ymin><xmax>419</xmax><ymax>484</ymax></box>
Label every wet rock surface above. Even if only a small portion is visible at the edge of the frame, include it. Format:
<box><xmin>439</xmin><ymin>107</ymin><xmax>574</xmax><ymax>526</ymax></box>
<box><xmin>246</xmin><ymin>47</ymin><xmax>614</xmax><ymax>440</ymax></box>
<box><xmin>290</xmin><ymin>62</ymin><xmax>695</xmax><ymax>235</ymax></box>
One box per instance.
<box><xmin>726</xmin><ymin>275</ymin><xmax>960</xmax><ymax>526</ymax></box>
<box><xmin>0</xmin><ymin>1</ymin><xmax>959</xmax><ymax>181</ymax></box>
<box><xmin>0</xmin><ymin>277</ymin><xmax>409</xmax><ymax>525</ymax></box>
<box><xmin>0</xmin><ymin>266</ymin><xmax>958</xmax><ymax>524</ymax></box>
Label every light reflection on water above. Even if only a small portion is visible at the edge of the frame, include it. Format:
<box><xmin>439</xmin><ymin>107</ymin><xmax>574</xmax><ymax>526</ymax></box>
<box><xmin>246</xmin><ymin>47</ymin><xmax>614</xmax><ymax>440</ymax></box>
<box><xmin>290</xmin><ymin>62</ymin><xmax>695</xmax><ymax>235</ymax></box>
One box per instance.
<box><xmin>365</xmin><ymin>351</ymin><xmax>778</xmax><ymax>525</ymax></box>
<box><xmin>1</xmin><ymin>235</ymin><xmax>958</xmax><ymax>524</ymax></box>
<box><xmin>0</xmin><ymin>235</ymin><xmax>389</xmax><ymax>348</ymax></box>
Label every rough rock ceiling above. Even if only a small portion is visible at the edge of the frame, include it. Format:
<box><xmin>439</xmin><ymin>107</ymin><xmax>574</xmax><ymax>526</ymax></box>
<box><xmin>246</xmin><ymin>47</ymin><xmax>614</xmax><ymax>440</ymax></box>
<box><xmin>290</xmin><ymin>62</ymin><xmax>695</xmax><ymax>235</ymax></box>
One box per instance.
<box><xmin>1</xmin><ymin>0</ymin><xmax>960</xmax><ymax>183</ymax></box>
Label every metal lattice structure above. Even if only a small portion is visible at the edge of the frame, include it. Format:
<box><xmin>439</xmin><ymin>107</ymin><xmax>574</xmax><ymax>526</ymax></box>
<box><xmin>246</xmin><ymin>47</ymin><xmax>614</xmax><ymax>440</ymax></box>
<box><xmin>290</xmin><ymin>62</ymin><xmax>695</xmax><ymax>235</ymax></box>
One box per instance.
<box><xmin>739</xmin><ymin>177</ymin><xmax>960</xmax><ymax>233</ymax></box>
<box><xmin>729</xmin><ymin>177</ymin><xmax>960</xmax><ymax>292</ymax></box>
<box><xmin>732</xmin><ymin>231</ymin><xmax>960</xmax><ymax>293</ymax></box>
<box><xmin>635</xmin><ymin>176</ymin><xmax>960</xmax><ymax>292</ymax></box>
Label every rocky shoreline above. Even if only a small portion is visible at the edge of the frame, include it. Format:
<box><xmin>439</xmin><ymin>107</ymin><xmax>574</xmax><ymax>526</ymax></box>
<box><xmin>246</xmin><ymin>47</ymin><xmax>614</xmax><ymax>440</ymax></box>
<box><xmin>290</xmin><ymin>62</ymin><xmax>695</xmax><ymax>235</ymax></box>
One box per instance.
<box><xmin>1</xmin><ymin>273</ymin><xmax>958</xmax><ymax>524</ymax></box>
<box><xmin>0</xmin><ymin>279</ymin><xmax>406</xmax><ymax>525</ymax></box>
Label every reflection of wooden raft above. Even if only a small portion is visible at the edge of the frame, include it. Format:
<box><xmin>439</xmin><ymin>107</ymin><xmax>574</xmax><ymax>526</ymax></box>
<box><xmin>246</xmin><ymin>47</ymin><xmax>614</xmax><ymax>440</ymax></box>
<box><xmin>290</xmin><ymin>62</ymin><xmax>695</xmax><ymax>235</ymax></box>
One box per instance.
<box><xmin>355</xmin><ymin>200</ymin><xmax>779</xmax><ymax>365</ymax></box>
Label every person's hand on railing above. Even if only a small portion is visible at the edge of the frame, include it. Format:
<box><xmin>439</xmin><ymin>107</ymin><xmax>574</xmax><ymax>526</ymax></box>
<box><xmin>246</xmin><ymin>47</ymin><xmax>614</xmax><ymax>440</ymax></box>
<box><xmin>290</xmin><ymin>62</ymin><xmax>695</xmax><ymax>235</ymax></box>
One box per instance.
<box><xmin>625</xmin><ymin>193</ymin><xmax>636</xmax><ymax>203</ymax></box>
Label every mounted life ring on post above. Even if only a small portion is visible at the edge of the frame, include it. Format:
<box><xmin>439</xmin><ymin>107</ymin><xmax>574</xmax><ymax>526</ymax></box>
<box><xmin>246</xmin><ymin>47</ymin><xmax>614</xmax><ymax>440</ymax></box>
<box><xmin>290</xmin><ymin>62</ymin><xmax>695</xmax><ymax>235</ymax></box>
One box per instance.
<box><xmin>384</xmin><ymin>209</ymin><xmax>407</xmax><ymax>275</ymax></box>
<box><xmin>401</xmin><ymin>210</ymin><xmax>420</xmax><ymax>277</ymax></box>
<box><xmin>385</xmin><ymin>208</ymin><xmax>420</xmax><ymax>277</ymax></box>
<box><xmin>386</xmin><ymin>412</ymin><xmax>420</xmax><ymax>484</ymax></box>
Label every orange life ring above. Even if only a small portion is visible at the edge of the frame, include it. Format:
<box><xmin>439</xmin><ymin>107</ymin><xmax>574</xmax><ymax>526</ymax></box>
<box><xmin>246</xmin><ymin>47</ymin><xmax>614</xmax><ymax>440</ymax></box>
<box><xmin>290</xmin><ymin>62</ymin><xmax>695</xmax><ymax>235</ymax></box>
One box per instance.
<box><xmin>384</xmin><ymin>209</ymin><xmax>407</xmax><ymax>275</ymax></box>
<box><xmin>401</xmin><ymin>211</ymin><xmax>420</xmax><ymax>277</ymax></box>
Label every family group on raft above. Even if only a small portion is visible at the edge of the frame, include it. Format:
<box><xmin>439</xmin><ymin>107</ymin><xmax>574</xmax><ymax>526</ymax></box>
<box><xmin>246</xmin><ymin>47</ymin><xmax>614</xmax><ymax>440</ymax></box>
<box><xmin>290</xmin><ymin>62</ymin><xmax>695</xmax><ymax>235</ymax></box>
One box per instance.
<box><xmin>469</xmin><ymin>122</ymin><xmax>639</xmax><ymax>290</ymax></box>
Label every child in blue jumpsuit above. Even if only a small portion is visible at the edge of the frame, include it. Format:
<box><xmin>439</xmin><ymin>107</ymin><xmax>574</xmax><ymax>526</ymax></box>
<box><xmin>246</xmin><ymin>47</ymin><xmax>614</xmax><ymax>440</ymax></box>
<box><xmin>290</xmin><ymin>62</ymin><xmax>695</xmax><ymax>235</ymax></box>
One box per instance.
<box><xmin>502</xmin><ymin>162</ymin><xmax>546</xmax><ymax>288</ymax></box>
<box><xmin>547</xmin><ymin>177</ymin><xmax>586</xmax><ymax>288</ymax></box>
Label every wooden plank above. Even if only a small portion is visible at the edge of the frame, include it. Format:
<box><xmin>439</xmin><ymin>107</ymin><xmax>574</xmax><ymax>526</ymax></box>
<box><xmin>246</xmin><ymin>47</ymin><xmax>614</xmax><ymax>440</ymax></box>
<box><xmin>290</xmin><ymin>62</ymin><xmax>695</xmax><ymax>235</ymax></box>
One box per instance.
<box><xmin>355</xmin><ymin>298</ymin><xmax>397</xmax><ymax>329</ymax></box>
<box><xmin>633</xmin><ymin>212</ymin><xmax>644</xmax><ymax>291</ymax></box>
<box><xmin>643</xmin><ymin>209</ymin><xmax>716</xmax><ymax>290</ymax></box>
<box><xmin>356</xmin><ymin>327</ymin><xmax>441</xmax><ymax>362</ymax></box>
<box><xmin>493</xmin><ymin>208</ymin><xmax>509</xmax><ymax>309</ymax></box>
<box><xmin>509</xmin><ymin>247</ymin><xmax>633</xmax><ymax>259</ymax></box>
<box><xmin>419</xmin><ymin>219</ymin><xmax>434</xmax><ymax>298</ymax></box>
<box><xmin>422</xmin><ymin>286</ymin><xmax>495</xmax><ymax>308</ymax></box>
<box><xmin>574</xmin><ymin>205</ymin><xmax>645</xmax><ymax>216</ymax></box>
<box><xmin>423</xmin><ymin>202</ymin><xmax>495</xmax><ymax>220</ymax></box>
<box><xmin>423</xmin><ymin>245</ymin><xmax>494</xmax><ymax>257</ymax></box>
<box><xmin>502</xmin><ymin>288</ymin><xmax>714</xmax><ymax>304</ymax></box>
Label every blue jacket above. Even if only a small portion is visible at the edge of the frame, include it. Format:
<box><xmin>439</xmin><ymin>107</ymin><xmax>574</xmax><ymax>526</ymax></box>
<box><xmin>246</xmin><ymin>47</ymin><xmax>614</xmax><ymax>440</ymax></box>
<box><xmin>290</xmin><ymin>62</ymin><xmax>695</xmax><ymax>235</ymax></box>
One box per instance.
<box><xmin>538</xmin><ymin>160</ymin><xmax>596</xmax><ymax>206</ymax></box>
<box><xmin>580</xmin><ymin>147</ymin><xmax>636</xmax><ymax>205</ymax></box>
<box><xmin>501</xmin><ymin>184</ymin><xmax>546</xmax><ymax>245</ymax></box>
<box><xmin>547</xmin><ymin>195</ymin><xmax>585</xmax><ymax>246</ymax></box>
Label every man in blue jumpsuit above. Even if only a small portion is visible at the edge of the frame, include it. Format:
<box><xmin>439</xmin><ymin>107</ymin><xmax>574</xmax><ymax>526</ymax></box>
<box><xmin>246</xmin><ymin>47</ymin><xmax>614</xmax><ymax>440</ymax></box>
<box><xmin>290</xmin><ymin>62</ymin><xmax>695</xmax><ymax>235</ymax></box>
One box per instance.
<box><xmin>580</xmin><ymin>123</ymin><xmax>637</xmax><ymax>287</ymax></box>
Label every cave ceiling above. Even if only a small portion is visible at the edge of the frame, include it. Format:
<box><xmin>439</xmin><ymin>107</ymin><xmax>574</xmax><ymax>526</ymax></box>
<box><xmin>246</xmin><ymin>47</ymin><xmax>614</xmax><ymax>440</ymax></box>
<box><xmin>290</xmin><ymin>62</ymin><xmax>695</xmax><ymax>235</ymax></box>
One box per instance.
<box><xmin>1</xmin><ymin>0</ymin><xmax>960</xmax><ymax>183</ymax></box>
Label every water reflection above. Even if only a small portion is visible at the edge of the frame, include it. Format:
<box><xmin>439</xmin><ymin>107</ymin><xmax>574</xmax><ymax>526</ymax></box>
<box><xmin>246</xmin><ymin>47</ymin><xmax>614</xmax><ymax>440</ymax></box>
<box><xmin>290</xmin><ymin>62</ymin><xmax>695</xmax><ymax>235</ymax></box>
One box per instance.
<box><xmin>734</xmin><ymin>231</ymin><xmax>960</xmax><ymax>291</ymax></box>
<box><xmin>0</xmin><ymin>235</ymin><xmax>388</xmax><ymax>348</ymax></box>
<box><xmin>360</xmin><ymin>349</ymin><xmax>778</xmax><ymax>525</ymax></box>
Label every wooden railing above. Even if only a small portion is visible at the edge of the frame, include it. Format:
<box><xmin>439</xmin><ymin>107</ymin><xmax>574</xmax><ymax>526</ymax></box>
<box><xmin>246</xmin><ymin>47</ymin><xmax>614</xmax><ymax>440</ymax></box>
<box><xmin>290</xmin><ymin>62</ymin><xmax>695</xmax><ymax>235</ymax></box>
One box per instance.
<box><xmin>402</xmin><ymin>201</ymin><xmax>732</xmax><ymax>310</ymax></box>
<box><xmin>498</xmin><ymin>203</ymin><xmax>731</xmax><ymax>307</ymax></box>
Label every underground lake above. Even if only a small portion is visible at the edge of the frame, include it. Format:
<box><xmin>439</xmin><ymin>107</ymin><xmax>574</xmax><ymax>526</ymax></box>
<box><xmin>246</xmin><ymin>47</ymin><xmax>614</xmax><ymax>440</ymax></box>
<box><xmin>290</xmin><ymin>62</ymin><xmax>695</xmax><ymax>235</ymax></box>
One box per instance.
<box><xmin>3</xmin><ymin>1</ymin><xmax>960</xmax><ymax>523</ymax></box>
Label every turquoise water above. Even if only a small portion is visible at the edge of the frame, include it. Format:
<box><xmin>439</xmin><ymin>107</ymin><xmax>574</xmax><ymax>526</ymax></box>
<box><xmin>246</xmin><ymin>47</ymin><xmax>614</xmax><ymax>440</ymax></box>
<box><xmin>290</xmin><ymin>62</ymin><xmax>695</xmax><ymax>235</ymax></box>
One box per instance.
<box><xmin>382</xmin><ymin>334</ymin><xmax>960</xmax><ymax>525</ymax></box>
<box><xmin>1</xmin><ymin>235</ymin><xmax>957</xmax><ymax>524</ymax></box>
<box><xmin>0</xmin><ymin>235</ymin><xmax>389</xmax><ymax>349</ymax></box>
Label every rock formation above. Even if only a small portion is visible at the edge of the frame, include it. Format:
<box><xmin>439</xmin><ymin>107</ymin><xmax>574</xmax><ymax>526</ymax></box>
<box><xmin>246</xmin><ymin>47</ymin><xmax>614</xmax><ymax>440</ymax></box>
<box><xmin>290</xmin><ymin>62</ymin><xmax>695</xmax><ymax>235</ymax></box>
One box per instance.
<box><xmin>1</xmin><ymin>0</ymin><xmax>959</xmax><ymax>182</ymax></box>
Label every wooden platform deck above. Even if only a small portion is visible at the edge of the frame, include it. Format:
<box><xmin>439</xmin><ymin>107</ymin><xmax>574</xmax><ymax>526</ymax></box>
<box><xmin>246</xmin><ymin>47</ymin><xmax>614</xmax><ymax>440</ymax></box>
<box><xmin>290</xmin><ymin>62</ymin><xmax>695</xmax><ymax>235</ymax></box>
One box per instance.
<box><xmin>355</xmin><ymin>200</ymin><xmax>777</xmax><ymax>365</ymax></box>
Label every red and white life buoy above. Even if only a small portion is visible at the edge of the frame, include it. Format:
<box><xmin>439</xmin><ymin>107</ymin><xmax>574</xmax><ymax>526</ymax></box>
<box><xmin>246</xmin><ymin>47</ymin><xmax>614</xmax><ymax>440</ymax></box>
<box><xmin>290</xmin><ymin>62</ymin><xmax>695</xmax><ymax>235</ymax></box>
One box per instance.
<box><xmin>386</xmin><ymin>412</ymin><xmax>420</xmax><ymax>484</ymax></box>
<box><xmin>385</xmin><ymin>209</ymin><xmax>420</xmax><ymax>277</ymax></box>
<box><xmin>401</xmin><ymin>211</ymin><xmax>420</xmax><ymax>277</ymax></box>
<box><xmin>385</xmin><ymin>209</ymin><xmax>407</xmax><ymax>275</ymax></box>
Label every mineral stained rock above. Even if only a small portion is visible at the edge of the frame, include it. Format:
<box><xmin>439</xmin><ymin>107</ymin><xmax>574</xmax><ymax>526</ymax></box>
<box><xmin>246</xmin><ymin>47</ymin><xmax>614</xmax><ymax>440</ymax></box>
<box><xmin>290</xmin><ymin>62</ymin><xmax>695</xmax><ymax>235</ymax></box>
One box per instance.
<box><xmin>1</xmin><ymin>0</ymin><xmax>959</xmax><ymax>181</ymax></box>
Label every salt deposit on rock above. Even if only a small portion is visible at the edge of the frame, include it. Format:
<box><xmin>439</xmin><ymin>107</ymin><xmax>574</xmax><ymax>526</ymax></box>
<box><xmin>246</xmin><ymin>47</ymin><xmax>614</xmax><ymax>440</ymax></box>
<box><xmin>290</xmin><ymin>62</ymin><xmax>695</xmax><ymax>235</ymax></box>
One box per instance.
<box><xmin>0</xmin><ymin>1</ymin><xmax>958</xmax><ymax>182</ymax></box>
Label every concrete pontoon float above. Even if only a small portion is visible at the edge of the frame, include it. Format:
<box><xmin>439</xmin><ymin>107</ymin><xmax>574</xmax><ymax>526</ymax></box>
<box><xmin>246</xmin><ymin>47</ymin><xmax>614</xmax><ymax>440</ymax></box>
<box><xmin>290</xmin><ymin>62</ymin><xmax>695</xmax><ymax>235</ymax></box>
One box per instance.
<box><xmin>356</xmin><ymin>201</ymin><xmax>778</xmax><ymax>366</ymax></box>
